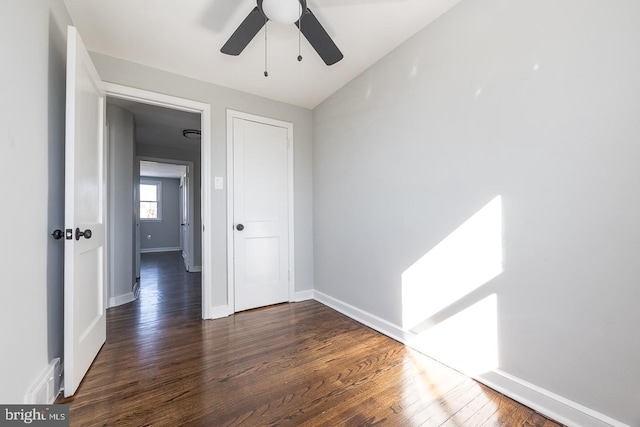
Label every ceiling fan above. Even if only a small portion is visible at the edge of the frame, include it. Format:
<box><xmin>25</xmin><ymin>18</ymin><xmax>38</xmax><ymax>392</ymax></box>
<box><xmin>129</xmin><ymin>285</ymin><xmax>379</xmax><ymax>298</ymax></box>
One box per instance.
<box><xmin>221</xmin><ymin>0</ymin><xmax>343</xmax><ymax>66</ymax></box>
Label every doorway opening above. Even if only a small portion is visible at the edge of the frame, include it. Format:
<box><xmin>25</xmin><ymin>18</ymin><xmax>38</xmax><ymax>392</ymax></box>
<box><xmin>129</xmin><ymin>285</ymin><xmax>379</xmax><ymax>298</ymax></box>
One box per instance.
<box><xmin>104</xmin><ymin>84</ymin><xmax>213</xmax><ymax>319</ymax></box>
<box><xmin>138</xmin><ymin>159</ymin><xmax>196</xmax><ymax>274</ymax></box>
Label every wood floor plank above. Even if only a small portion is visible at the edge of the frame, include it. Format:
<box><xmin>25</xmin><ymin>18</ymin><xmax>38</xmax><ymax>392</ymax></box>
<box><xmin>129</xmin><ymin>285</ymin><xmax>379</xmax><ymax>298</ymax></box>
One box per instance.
<box><xmin>439</xmin><ymin>385</ymin><xmax>494</xmax><ymax>427</ymax></box>
<box><xmin>479</xmin><ymin>393</ymin><xmax>534</xmax><ymax>427</ymax></box>
<box><xmin>524</xmin><ymin>412</ymin><xmax>564</xmax><ymax>427</ymax></box>
<box><xmin>57</xmin><ymin>252</ymin><xmax>564</xmax><ymax>427</ymax></box>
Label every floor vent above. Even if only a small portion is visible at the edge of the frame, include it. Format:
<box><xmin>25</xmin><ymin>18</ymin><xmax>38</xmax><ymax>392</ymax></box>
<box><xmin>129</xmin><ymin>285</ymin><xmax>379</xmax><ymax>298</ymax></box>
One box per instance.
<box><xmin>24</xmin><ymin>358</ymin><xmax>62</xmax><ymax>404</ymax></box>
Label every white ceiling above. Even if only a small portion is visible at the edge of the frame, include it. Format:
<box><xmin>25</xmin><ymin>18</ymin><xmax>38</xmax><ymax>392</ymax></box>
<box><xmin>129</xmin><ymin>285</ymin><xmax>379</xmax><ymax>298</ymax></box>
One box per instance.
<box><xmin>64</xmin><ymin>0</ymin><xmax>461</xmax><ymax>109</ymax></box>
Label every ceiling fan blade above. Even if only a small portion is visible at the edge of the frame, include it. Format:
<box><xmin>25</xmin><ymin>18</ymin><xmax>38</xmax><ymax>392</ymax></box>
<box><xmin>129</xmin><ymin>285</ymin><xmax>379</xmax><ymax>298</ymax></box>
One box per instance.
<box><xmin>296</xmin><ymin>8</ymin><xmax>343</xmax><ymax>66</ymax></box>
<box><xmin>221</xmin><ymin>7</ymin><xmax>266</xmax><ymax>56</ymax></box>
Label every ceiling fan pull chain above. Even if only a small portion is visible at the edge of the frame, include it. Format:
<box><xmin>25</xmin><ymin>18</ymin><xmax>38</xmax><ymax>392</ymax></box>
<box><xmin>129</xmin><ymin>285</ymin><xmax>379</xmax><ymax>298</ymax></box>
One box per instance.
<box><xmin>264</xmin><ymin>18</ymin><xmax>269</xmax><ymax>77</ymax></box>
<box><xmin>297</xmin><ymin>4</ymin><xmax>303</xmax><ymax>62</ymax></box>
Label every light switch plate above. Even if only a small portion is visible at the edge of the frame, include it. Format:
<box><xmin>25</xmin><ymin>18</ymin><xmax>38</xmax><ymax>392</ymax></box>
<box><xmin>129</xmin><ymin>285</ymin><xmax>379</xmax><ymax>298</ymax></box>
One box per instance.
<box><xmin>214</xmin><ymin>177</ymin><xmax>224</xmax><ymax>190</ymax></box>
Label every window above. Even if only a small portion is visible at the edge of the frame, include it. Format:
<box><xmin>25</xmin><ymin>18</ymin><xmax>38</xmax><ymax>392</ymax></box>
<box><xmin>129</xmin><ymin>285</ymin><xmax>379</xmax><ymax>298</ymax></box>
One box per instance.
<box><xmin>140</xmin><ymin>180</ymin><xmax>162</xmax><ymax>220</ymax></box>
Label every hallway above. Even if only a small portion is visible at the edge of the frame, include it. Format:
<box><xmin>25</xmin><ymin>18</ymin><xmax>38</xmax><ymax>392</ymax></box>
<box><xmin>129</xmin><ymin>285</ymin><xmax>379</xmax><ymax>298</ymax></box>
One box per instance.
<box><xmin>132</xmin><ymin>251</ymin><xmax>202</xmax><ymax>326</ymax></box>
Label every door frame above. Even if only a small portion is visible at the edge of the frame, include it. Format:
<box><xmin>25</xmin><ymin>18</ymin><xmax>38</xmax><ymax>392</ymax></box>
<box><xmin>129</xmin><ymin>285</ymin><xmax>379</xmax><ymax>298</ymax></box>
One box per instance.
<box><xmin>226</xmin><ymin>109</ymin><xmax>295</xmax><ymax>312</ymax></box>
<box><xmin>137</xmin><ymin>157</ymin><xmax>196</xmax><ymax>271</ymax></box>
<box><xmin>105</xmin><ymin>83</ymin><xmax>213</xmax><ymax>319</ymax></box>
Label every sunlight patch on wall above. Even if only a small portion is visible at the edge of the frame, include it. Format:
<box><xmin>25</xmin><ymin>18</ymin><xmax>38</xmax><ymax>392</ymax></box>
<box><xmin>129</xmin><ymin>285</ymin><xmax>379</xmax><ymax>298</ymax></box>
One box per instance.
<box><xmin>401</xmin><ymin>196</ymin><xmax>503</xmax><ymax>330</ymax></box>
<box><xmin>408</xmin><ymin>294</ymin><xmax>499</xmax><ymax>375</ymax></box>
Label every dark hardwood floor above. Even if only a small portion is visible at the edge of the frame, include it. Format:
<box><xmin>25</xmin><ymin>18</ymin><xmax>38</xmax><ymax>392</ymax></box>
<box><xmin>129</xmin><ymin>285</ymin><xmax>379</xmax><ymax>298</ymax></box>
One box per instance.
<box><xmin>58</xmin><ymin>252</ymin><xmax>562</xmax><ymax>426</ymax></box>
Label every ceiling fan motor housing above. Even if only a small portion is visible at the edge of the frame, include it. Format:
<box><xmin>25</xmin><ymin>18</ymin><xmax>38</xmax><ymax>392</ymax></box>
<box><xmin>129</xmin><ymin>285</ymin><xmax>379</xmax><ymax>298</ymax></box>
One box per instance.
<box><xmin>258</xmin><ymin>0</ymin><xmax>307</xmax><ymax>24</ymax></box>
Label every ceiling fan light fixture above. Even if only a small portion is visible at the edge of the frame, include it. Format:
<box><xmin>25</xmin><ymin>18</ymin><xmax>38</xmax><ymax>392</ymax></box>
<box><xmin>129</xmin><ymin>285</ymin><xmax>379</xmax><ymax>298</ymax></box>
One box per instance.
<box><xmin>182</xmin><ymin>129</ymin><xmax>201</xmax><ymax>139</ymax></box>
<box><xmin>262</xmin><ymin>0</ymin><xmax>302</xmax><ymax>25</ymax></box>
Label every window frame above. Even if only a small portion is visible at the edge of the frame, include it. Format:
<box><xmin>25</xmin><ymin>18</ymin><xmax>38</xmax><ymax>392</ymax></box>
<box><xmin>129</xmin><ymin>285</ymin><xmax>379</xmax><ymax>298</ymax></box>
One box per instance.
<box><xmin>140</xmin><ymin>179</ymin><xmax>163</xmax><ymax>222</ymax></box>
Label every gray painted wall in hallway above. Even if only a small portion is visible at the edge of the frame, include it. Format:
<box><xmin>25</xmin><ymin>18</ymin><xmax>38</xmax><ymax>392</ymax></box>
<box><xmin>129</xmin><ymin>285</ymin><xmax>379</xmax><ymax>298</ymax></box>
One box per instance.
<box><xmin>107</xmin><ymin>103</ymin><xmax>136</xmax><ymax>302</ymax></box>
<box><xmin>140</xmin><ymin>177</ymin><xmax>181</xmax><ymax>251</ymax></box>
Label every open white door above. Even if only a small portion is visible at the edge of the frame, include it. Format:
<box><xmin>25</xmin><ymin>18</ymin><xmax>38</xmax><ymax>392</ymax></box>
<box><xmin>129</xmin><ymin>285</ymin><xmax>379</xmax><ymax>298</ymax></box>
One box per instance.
<box><xmin>233</xmin><ymin>117</ymin><xmax>291</xmax><ymax>312</ymax></box>
<box><xmin>180</xmin><ymin>171</ymin><xmax>191</xmax><ymax>271</ymax></box>
<box><xmin>64</xmin><ymin>26</ymin><xmax>107</xmax><ymax>397</ymax></box>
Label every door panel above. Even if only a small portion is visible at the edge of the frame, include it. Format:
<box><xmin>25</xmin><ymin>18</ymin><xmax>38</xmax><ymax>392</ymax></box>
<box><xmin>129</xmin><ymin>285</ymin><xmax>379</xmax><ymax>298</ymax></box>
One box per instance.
<box><xmin>244</xmin><ymin>237</ymin><xmax>282</xmax><ymax>284</ymax></box>
<box><xmin>64</xmin><ymin>26</ymin><xmax>107</xmax><ymax>397</ymax></box>
<box><xmin>233</xmin><ymin>118</ymin><xmax>289</xmax><ymax>312</ymax></box>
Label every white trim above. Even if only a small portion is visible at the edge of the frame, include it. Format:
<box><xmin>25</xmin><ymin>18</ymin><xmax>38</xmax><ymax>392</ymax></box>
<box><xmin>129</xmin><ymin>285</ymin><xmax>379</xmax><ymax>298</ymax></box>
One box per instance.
<box><xmin>476</xmin><ymin>370</ymin><xmax>629</xmax><ymax>427</ymax></box>
<box><xmin>200</xmin><ymin>102</ymin><xmax>213</xmax><ymax>320</ymax></box>
<box><xmin>106</xmin><ymin>119</ymin><xmax>115</xmax><ymax>313</ymax></box>
<box><xmin>209</xmin><ymin>305</ymin><xmax>233</xmax><ymax>319</ymax></box>
<box><xmin>293</xmin><ymin>289</ymin><xmax>314</xmax><ymax>302</ymax></box>
<box><xmin>104</xmin><ymin>83</ymin><xmax>213</xmax><ymax>320</ymax></box>
<box><xmin>311</xmin><ymin>291</ymin><xmax>629</xmax><ymax>427</ymax></box>
<box><xmin>104</xmin><ymin>84</ymin><xmax>204</xmax><ymax>114</ymax></box>
<box><xmin>108</xmin><ymin>291</ymin><xmax>137</xmax><ymax>308</ymax></box>
<box><xmin>140</xmin><ymin>247</ymin><xmax>181</xmax><ymax>254</ymax></box>
<box><xmin>189</xmin><ymin>265</ymin><xmax>202</xmax><ymax>273</ymax></box>
<box><xmin>226</xmin><ymin>112</ymin><xmax>234</xmax><ymax>313</ymax></box>
<box><xmin>313</xmin><ymin>291</ymin><xmax>410</xmax><ymax>344</ymax></box>
<box><xmin>226</xmin><ymin>109</ymin><xmax>295</xmax><ymax>314</ymax></box>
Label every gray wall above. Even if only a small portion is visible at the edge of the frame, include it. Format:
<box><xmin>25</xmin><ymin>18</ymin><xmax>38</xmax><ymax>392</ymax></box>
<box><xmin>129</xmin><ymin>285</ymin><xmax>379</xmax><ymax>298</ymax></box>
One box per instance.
<box><xmin>107</xmin><ymin>104</ymin><xmax>136</xmax><ymax>302</ymax></box>
<box><xmin>140</xmin><ymin>177</ymin><xmax>181</xmax><ymax>251</ymax></box>
<box><xmin>0</xmin><ymin>0</ymin><xmax>72</xmax><ymax>403</ymax></box>
<box><xmin>313</xmin><ymin>0</ymin><xmax>640</xmax><ymax>425</ymax></box>
<box><xmin>136</xmin><ymin>144</ymin><xmax>202</xmax><ymax>267</ymax></box>
<box><xmin>93</xmin><ymin>54</ymin><xmax>315</xmax><ymax>308</ymax></box>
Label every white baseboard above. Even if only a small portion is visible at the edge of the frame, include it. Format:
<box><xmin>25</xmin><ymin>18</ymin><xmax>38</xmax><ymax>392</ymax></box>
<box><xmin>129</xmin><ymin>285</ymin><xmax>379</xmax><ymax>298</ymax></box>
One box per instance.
<box><xmin>140</xmin><ymin>247</ymin><xmax>180</xmax><ymax>254</ymax></box>
<box><xmin>293</xmin><ymin>289</ymin><xmax>314</xmax><ymax>302</ymax></box>
<box><xmin>311</xmin><ymin>290</ymin><xmax>627</xmax><ymax>427</ymax></box>
<box><xmin>205</xmin><ymin>292</ymin><xmax>314</xmax><ymax>319</ymax></box>
<box><xmin>477</xmin><ymin>370</ymin><xmax>629</xmax><ymax>427</ymax></box>
<box><xmin>24</xmin><ymin>358</ymin><xmax>61</xmax><ymax>404</ymax></box>
<box><xmin>108</xmin><ymin>291</ymin><xmax>136</xmax><ymax>308</ymax></box>
<box><xmin>313</xmin><ymin>291</ymin><xmax>410</xmax><ymax>344</ymax></box>
<box><xmin>205</xmin><ymin>304</ymin><xmax>233</xmax><ymax>320</ymax></box>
